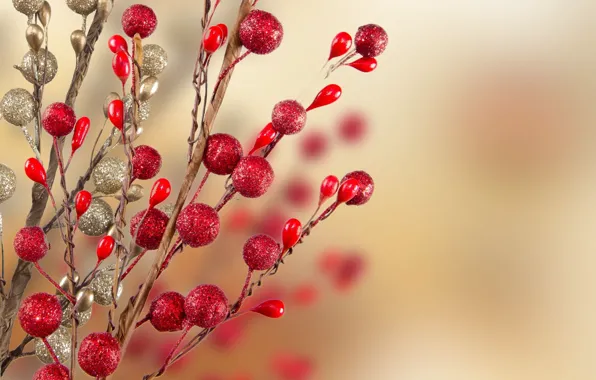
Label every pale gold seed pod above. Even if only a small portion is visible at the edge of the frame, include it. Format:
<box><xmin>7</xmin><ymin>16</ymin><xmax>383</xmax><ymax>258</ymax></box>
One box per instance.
<box><xmin>75</xmin><ymin>288</ymin><xmax>94</xmax><ymax>312</ymax></box>
<box><xmin>37</xmin><ymin>1</ymin><xmax>51</xmax><ymax>27</ymax></box>
<box><xmin>70</xmin><ymin>30</ymin><xmax>86</xmax><ymax>56</ymax></box>
<box><xmin>139</xmin><ymin>76</ymin><xmax>159</xmax><ymax>102</ymax></box>
<box><xmin>25</xmin><ymin>24</ymin><xmax>44</xmax><ymax>53</ymax></box>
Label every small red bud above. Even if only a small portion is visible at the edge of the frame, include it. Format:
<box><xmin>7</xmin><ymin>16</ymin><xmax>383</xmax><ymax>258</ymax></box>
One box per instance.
<box><xmin>74</xmin><ymin>190</ymin><xmax>92</xmax><ymax>219</ymax></box>
<box><xmin>96</xmin><ymin>235</ymin><xmax>115</xmax><ymax>261</ymax></box>
<box><xmin>71</xmin><ymin>117</ymin><xmax>90</xmax><ymax>155</ymax></box>
<box><xmin>329</xmin><ymin>32</ymin><xmax>352</xmax><ymax>60</ymax></box>
<box><xmin>337</xmin><ymin>178</ymin><xmax>360</xmax><ymax>204</ymax></box>
<box><xmin>282</xmin><ymin>218</ymin><xmax>302</xmax><ymax>252</ymax></box>
<box><xmin>108</xmin><ymin>35</ymin><xmax>128</xmax><ymax>54</ymax></box>
<box><xmin>203</xmin><ymin>25</ymin><xmax>224</xmax><ymax>53</ymax></box>
<box><xmin>149</xmin><ymin>178</ymin><xmax>171</xmax><ymax>208</ymax></box>
<box><xmin>107</xmin><ymin>99</ymin><xmax>124</xmax><ymax>130</ymax></box>
<box><xmin>251</xmin><ymin>299</ymin><xmax>285</xmax><ymax>318</ymax></box>
<box><xmin>249</xmin><ymin>123</ymin><xmax>278</xmax><ymax>155</ymax></box>
<box><xmin>347</xmin><ymin>57</ymin><xmax>378</xmax><ymax>73</ymax></box>
<box><xmin>319</xmin><ymin>175</ymin><xmax>339</xmax><ymax>203</ymax></box>
<box><xmin>24</xmin><ymin>158</ymin><xmax>47</xmax><ymax>187</ymax></box>
<box><xmin>306</xmin><ymin>84</ymin><xmax>342</xmax><ymax>112</ymax></box>
<box><xmin>112</xmin><ymin>51</ymin><xmax>131</xmax><ymax>85</ymax></box>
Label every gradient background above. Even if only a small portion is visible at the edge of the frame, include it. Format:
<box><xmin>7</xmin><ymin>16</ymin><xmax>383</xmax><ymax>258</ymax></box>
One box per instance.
<box><xmin>2</xmin><ymin>0</ymin><xmax>596</xmax><ymax>379</ymax></box>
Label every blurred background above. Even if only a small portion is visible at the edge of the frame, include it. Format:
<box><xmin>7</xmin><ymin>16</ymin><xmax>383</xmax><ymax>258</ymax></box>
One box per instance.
<box><xmin>2</xmin><ymin>0</ymin><xmax>596</xmax><ymax>379</ymax></box>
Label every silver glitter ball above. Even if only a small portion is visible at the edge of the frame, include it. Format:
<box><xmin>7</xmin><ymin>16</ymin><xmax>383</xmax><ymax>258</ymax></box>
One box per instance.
<box><xmin>35</xmin><ymin>326</ymin><xmax>71</xmax><ymax>364</ymax></box>
<box><xmin>158</xmin><ymin>203</ymin><xmax>175</xmax><ymax>218</ymax></box>
<box><xmin>93</xmin><ymin>157</ymin><xmax>127</xmax><ymax>195</ymax></box>
<box><xmin>0</xmin><ymin>164</ymin><xmax>16</xmax><ymax>204</ymax></box>
<box><xmin>142</xmin><ymin>44</ymin><xmax>168</xmax><ymax>77</ymax></box>
<box><xmin>78</xmin><ymin>198</ymin><xmax>114</xmax><ymax>236</ymax></box>
<box><xmin>61</xmin><ymin>304</ymin><xmax>92</xmax><ymax>327</ymax></box>
<box><xmin>0</xmin><ymin>88</ymin><xmax>36</xmax><ymax>126</ymax></box>
<box><xmin>90</xmin><ymin>270</ymin><xmax>123</xmax><ymax>306</ymax></box>
<box><xmin>123</xmin><ymin>94</ymin><xmax>150</xmax><ymax>123</ymax></box>
<box><xmin>13</xmin><ymin>0</ymin><xmax>44</xmax><ymax>16</ymax></box>
<box><xmin>20</xmin><ymin>49</ymin><xmax>58</xmax><ymax>85</ymax></box>
<box><xmin>66</xmin><ymin>0</ymin><xmax>97</xmax><ymax>15</ymax></box>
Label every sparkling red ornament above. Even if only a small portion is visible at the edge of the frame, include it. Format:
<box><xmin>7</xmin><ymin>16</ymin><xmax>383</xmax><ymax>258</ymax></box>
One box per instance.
<box><xmin>149</xmin><ymin>178</ymin><xmax>171</xmax><ymax>208</ymax></box>
<box><xmin>108</xmin><ymin>99</ymin><xmax>124</xmax><ymax>130</ymax></box>
<box><xmin>232</xmin><ymin>156</ymin><xmax>274</xmax><ymax>198</ymax></box>
<box><xmin>329</xmin><ymin>31</ymin><xmax>352</xmax><ymax>60</ymax></box>
<box><xmin>347</xmin><ymin>57</ymin><xmax>378</xmax><ymax>72</ymax></box>
<box><xmin>121</xmin><ymin>4</ymin><xmax>157</xmax><ymax>39</ymax></box>
<box><xmin>112</xmin><ymin>50</ymin><xmax>131</xmax><ymax>85</ymax></box>
<box><xmin>204</xmin><ymin>133</ymin><xmax>243</xmax><ymax>175</ymax></box>
<box><xmin>130</xmin><ymin>208</ymin><xmax>169</xmax><ymax>250</ymax></box>
<box><xmin>354</xmin><ymin>24</ymin><xmax>388</xmax><ymax>58</ymax></box>
<box><xmin>251</xmin><ymin>299</ymin><xmax>285</xmax><ymax>318</ymax></box>
<box><xmin>249</xmin><ymin>122</ymin><xmax>278</xmax><ymax>155</ymax></box>
<box><xmin>42</xmin><ymin>103</ymin><xmax>76</xmax><ymax>138</ymax></box>
<box><xmin>285</xmin><ymin>177</ymin><xmax>313</xmax><ymax>208</ymax></box>
<box><xmin>338</xmin><ymin>111</ymin><xmax>368</xmax><ymax>143</ymax></box>
<box><xmin>282</xmin><ymin>218</ymin><xmax>302</xmax><ymax>252</ymax></box>
<box><xmin>132</xmin><ymin>145</ymin><xmax>162</xmax><ymax>180</ymax></box>
<box><xmin>342</xmin><ymin>170</ymin><xmax>374</xmax><ymax>205</ymax></box>
<box><xmin>176</xmin><ymin>203</ymin><xmax>220</xmax><ymax>248</ymax></box>
<box><xmin>78</xmin><ymin>332</ymin><xmax>121</xmax><ymax>377</ymax></box>
<box><xmin>203</xmin><ymin>25</ymin><xmax>224</xmax><ymax>53</ymax></box>
<box><xmin>18</xmin><ymin>293</ymin><xmax>62</xmax><ymax>338</ymax></box>
<box><xmin>337</xmin><ymin>178</ymin><xmax>360</xmax><ymax>204</ymax></box>
<box><xmin>33</xmin><ymin>364</ymin><xmax>70</xmax><ymax>380</ymax></box>
<box><xmin>71</xmin><ymin>116</ymin><xmax>90</xmax><ymax>154</ymax></box>
<box><xmin>184</xmin><ymin>284</ymin><xmax>229</xmax><ymax>328</ymax></box>
<box><xmin>14</xmin><ymin>226</ymin><xmax>48</xmax><ymax>262</ymax></box>
<box><xmin>271</xmin><ymin>100</ymin><xmax>307</xmax><ymax>135</ymax></box>
<box><xmin>319</xmin><ymin>175</ymin><xmax>339</xmax><ymax>203</ymax></box>
<box><xmin>24</xmin><ymin>157</ymin><xmax>47</xmax><ymax>187</ymax></box>
<box><xmin>306</xmin><ymin>84</ymin><xmax>342</xmax><ymax>112</ymax></box>
<box><xmin>149</xmin><ymin>292</ymin><xmax>186</xmax><ymax>332</ymax></box>
<box><xmin>74</xmin><ymin>190</ymin><xmax>92</xmax><ymax>219</ymax></box>
<box><xmin>243</xmin><ymin>234</ymin><xmax>280</xmax><ymax>271</ymax></box>
<box><xmin>299</xmin><ymin>131</ymin><xmax>328</xmax><ymax>160</ymax></box>
<box><xmin>96</xmin><ymin>235</ymin><xmax>115</xmax><ymax>261</ymax></box>
<box><xmin>217</xmin><ymin>23</ymin><xmax>229</xmax><ymax>45</ymax></box>
<box><xmin>239</xmin><ymin>10</ymin><xmax>284</xmax><ymax>55</ymax></box>
<box><xmin>108</xmin><ymin>34</ymin><xmax>128</xmax><ymax>53</ymax></box>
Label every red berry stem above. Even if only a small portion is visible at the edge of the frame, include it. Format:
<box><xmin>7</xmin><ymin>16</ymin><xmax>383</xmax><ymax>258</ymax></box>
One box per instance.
<box><xmin>325</xmin><ymin>50</ymin><xmax>357</xmax><ymax>79</ymax></box>
<box><xmin>155</xmin><ymin>325</ymin><xmax>191</xmax><ymax>377</ymax></box>
<box><xmin>157</xmin><ymin>236</ymin><xmax>184</xmax><ymax>277</ymax></box>
<box><xmin>233</xmin><ymin>269</ymin><xmax>253</xmax><ymax>313</ymax></box>
<box><xmin>121</xmin><ymin>248</ymin><xmax>148</xmax><ymax>281</ymax></box>
<box><xmin>215</xmin><ymin>188</ymin><xmax>237</xmax><ymax>212</ymax></box>
<box><xmin>212</xmin><ymin>50</ymin><xmax>251</xmax><ymax>96</ymax></box>
<box><xmin>34</xmin><ymin>262</ymin><xmax>75</xmax><ymax>303</ymax></box>
<box><xmin>41</xmin><ymin>337</ymin><xmax>60</xmax><ymax>364</ymax></box>
<box><xmin>135</xmin><ymin>315</ymin><xmax>150</xmax><ymax>329</ymax></box>
<box><xmin>190</xmin><ymin>171</ymin><xmax>211</xmax><ymax>203</ymax></box>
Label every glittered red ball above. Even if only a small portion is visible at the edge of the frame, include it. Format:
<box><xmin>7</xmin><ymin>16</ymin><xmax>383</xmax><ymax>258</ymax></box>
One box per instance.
<box><xmin>18</xmin><ymin>293</ymin><xmax>62</xmax><ymax>338</ymax></box>
<box><xmin>130</xmin><ymin>208</ymin><xmax>169</xmax><ymax>250</ymax></box>
<box><xmin>354</xmin><ymin>24</ymin><xmax>388</xmax><ymax>58</ymax></box>
<box><xmin>176</xmin><ymin>203</ymin><xmax>220</xmax><ymax>248</ymax></box>
<box><xmin>78</xmin><ymin>332</ymin><xmax>121</xmax><ymax>377</ymax></box>
<box><xmin>42</xmin><ymin>102</ymin><xmax>76</xmax><ymax>138</ymax></box>
<box><xmin>132</xmin><ymin>145</ymin><xmax>162</xmax><ymax>180</ymax></box>
<box><xmin>121</xmin><ymin>4</ymin><xmax>157</xmax><ymax>38</ymax></box>
<box><xmin>232</xmin><ymin>156</ymin><xmax>274</xmax><ymax>198</ymax></box>
<box><xmin>33</xmin><ymin>364</ymin><xmax>70</xmax><ymax>380</ymax></box>
<box><xmin>239</xmin><ymin>10</ymin><xmax>284</xmax><ymax>55</ymax></box>
<box><xmin>184</xmin><ymin>284</ymin><xmax>229</xmax><ymax>328</ymax></box>
<box><xmin>204</xmin><ymin>133</ymin><xmax>244</xmax><ymax>175</ymax></box>
<box><xmin>342</xmin><ymin>170</ymin><xmax>374</xmax><ymax>205</ymax></box>
<box><xmin>14</xmin><ymin>226</ymin><xmax>49</xmax><ymax>262</ymax></box>
<box><xmin>243</xmin><ymin>234</ymin><xmax>280</xmax><ymax>271</ymax></box>
<box><xmin>271</xmin><ymin>100</ymin><xmax>307</xmax><ymax>135</ymax></box>
<box><xmin>149</xmin><ymin>292</ymin><xmax>186</xmax><ymax>332</ymax></box>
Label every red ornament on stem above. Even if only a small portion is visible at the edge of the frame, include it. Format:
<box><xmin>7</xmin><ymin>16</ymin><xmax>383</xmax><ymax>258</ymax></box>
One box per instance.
<box><xmin>96</xmin><ymin>235</ymin><xmax>115</xmax><ymax>261</ymax></box>
<box><xmin>139</xmin><ymin>292</ymin><xmax>186</xmax><ymax>332</ymax></box>
<box><xmin>354</xmin><ymin>24</ymin><xmax>388</xmax><ymax>58</ymax></box>
<box><xmin>25</xmin><ymin>157</ymin><xmax>47</xmax><ymax>188</ymax></box>
<box><xmin>204</xmin><ymin>133</ymin><xmax>244</xmax><ymax>175</ymax></box>
<box><xmin>271</xmin><ymin>100</ymin><xmax>307</xmax><ymax>135</ymax></box>
<box><xmin>42</xmin><ymin>103</ymin><xmax>77</xmax><ymax>138</ymax></box>
<box><xmin>232</xmin><ymin>156</ymin><xmax>274</xmax><ymax>198</ymax></box>
<box><xmin>319</xmin><ymin>175</ymin><xmax>339</xmax><ymax>204</ymax></box>
<box><xmin>149</xmin><ymin>178</ymin><xmax>171</xmax><ymax>208</ymax></box>
<box><xmin>248</xmin><ymin>123</ymin><xmax>278</xmax><ymax>155</ymax></box>
<box><xmin>328</xmin><ymin>32</ymin><xmax>352</xmax><ymax>60</ymax></box>
<box><xmin>306</xmin><ymin>84</ymin><xmax>342</xmax><ymax>112</ymax></box>
<box><xmin>239</xmin><ymin>10</ymin><xmax>284</xmax><ymax>55</ymax></box>
<box><xmin>121</xmin><ymin>4</ymin><xmax>158</xmax><ymax>39</ymax></box>
<box><xmin>18</xmin><ymin>293</ymin><xmax>62</xmax><ymax>338</ymax></box>
<box><xmin>130</xmin><ymin>208</ymin><xmax>169</xmax><ymax>250</ymax></box>
<box><xmin>176</xmin><ymin>203</ymin><xmax>220</xmax><ymax>248</ymax></box>
<box><xmin>74</xmin><ymin>190</ymin><xmax>92</xmax><ymax>219</ymax></box>
<box><xmin>337</xmin><ymin>178</ymin><xmax>360</xmax><ymax>204</ymax></box>
<box><xmin>132</xmin><ymin>145</ymin><xmax>162</xmax><ymax>180</ymax></box>
<box><xmin>108</xmin><ymin>34</ymin><xmax>128</xmax><ymax>53</ymax></box>
<box><xmin>243</xmin><ymin>234</ymin><xmax>280</xmax><ymax>271</ymax></box>
<box><xmin>217</xmin><ymin>23</ymin><xmax>229</xmax><ymax>45</ymax></box>
<box><xmin>78</xmin><ymin>332</ymin><xmax>121</xmax><ymax>377</ymax></box>
<box><xmin>112</xmin><ymin>50</ymin><xmax>131</xmax><ymax>87</ymax></box>
<box><xmin>282</xmin><ymin>218</ymin><xmax>302</xmax><ymax>252</ymax></box>
<box><xmin>347</xmin><ymin>57</ymin><xmax>378</xmax><ymax>72</ymax></box>
<box><xmin>203</xmin><ymin>25</ymin><xmax>224</xmax><ymax>53</ymax></box>
<box><xmin>108</xmin><ymin>99</ymin><xmax>124</xmax><ymax>130</ymax></box>
<box><xmin>33</xmin><ymin>364</ymin><xmax>70</xmax><ymax>380</ymax></box>
<box><xmin>342</xmin><ymin>170</ymin><xmax>374</xmax><ymax>205</ymax></box>
<box><xmin>251</xmin><ymin>299</ymin><xmax>285</xmax><ymax>318</ymax></box>
<box><xmin>70</xmin><ymin>116</ymin><xmax>90</xmax><ymax>156</ymax></box>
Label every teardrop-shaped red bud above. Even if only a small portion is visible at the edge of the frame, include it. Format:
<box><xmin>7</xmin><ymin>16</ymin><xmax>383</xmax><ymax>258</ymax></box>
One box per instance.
<box><xmin>282</xmin><ymin>218</ymin><xmax>302</xmax><ymax>252</ymax></box>
<box><xmin>74</xmin><ymin>190</ymin><xmax>92</xmax><ymax>219</ymax></box>
<box><xmin>249</xmin><ymin>123</ymin><xmax>278</xmax><ymax>155</ymax></box>
<box><xmin>251</xmin><ymin>299</ymin><xmax>285</xmax><ymax>318</ymax></box>
<box><xmin>24</xmin><ymin>158</ymin><xmax>47</xmax><ymax>187</ymax></box>
<box><xmin>347</xmin><ymin>57</ymin><xmax>378</xmax><ymax>73</ymax></box>
<box><xmin>112</xmin><ymin>51</ymin><xmax>131</xmax><ymax>85</ymax></box>
<box><xmin>329</xmin><ymin>32</ymin><xmax>352</xmax><ymax>60</ymax></box>
<box><xmin>149</xmin><ymin>178</ymin><xmax>171</xmax><ymax>208</ymax></box>
<box><xmin>203</xmin><ymin>25</ymin><xmax>224</xmax><ymax>54</ymax></box>
<box><xmin>217</xmin><ymin>23</ymin><xmax>229</xmax><ymax>45</ymax></box>
<box><xmin>320</xmin><ymin>175</ymin><xmax>339</xmax><ymax>202</ymax></box>
<box><xmin>96</xmin><ymin>235</ymin><xmax>115</xmax><ymax>261</ymax></box>
<box><xmin>71</xmin><ymin>117</ymin><xmax>90</xmax><ymax>154</ymax></box>
<box><xmin>306</xmin><ymin>84</ymin><xmax>342</xmax><ymax>112</ymax></box>
<box><xmin>108</xmin><ymin>34</ymin><xmax>128</xmax><ymax>54</ymax></box>
<box><xmin>108</xmin><ymin>99</ymin><xmax>124</xmax><ymax>130</ymax></box>
<box><xmin>337</xmin><ymin>178</ymin><xmax>360</xmax><ymax>204</ymax></box>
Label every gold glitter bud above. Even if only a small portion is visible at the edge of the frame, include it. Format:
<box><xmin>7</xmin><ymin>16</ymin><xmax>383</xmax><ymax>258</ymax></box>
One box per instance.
<box><xmin>142</xmin><ymin>44</ymin><xmax>168</xmax><ymax>77</ymax></box>
<box><xmin>92</xmin><ymin>157</ymin><xmax>127</xmax><ymax>195</ymax></box>
<box><xmin>0</xmin><ymin>88</ymin><xmax>35</xmax><ymax>126</ymax></box>
<box><xmin>13</xmin><ymin>0</ymin><xmax>44</xmax><ymax>16</ymax></box>
<box><xmin>0</xmin><ymin>164</ymin><xmax>17</xmax><ymax>204</ymax></box>
<box><xmin>35</xmin><ymin>326</ymin><xmax>71</xmax><ymax>364</ymax></box>
<box><xmin>20</xmin><ymin>48</ymin><xmax>58</xmax><ymax>85</ymax></box>
<box><xmin>66</xmin><ymin>0</ymin><xmax>98</xmax><ymax>16</ymax></box>
<box><xmin>78</xmin><ymin>198</ymin><xmax>115</xmax><ymax>236</ymax></box>
<box><xmin>90</xmin><ymin>270</ymin><xmax>123</xmax><ymax>306</ymax></box>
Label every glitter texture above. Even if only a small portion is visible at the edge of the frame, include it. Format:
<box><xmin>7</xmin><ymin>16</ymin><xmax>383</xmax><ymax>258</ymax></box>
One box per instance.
<box><xmin>21</xmin><ymin>49</ymin><xmax>58</xmax><ymax>85</ymax></box>
<box><xmin>132</xmin><ymin>145</ymin><xmax>161</xmax><ymax>180</ymax></box>
<box><xmin>0</xmin><ymin>163</ymin><xmax>17</xmax><ymax>204</ymax></box>
<box><xmin>18</xmin><ymin>293</ymin><xmax>62</xmax><ymax>338</ymax></box>
<box><xmin>149</xmin><ymin>292</ymin><xmax>186</xmax><ymax>332</ymax></box>
<box><xmin>78</xmin><ymin>332</ymin><xmax>121</xmax><ymax>377</ymax></box>
<box><xmin>14</xmin><ymin>226</ymin><xmax>48</xmax><ymax>262</ymax></box>
<box><xmin>158</xmin><ymin>203</ymin><xmax>175</xmax><ymax>218</ymax></box>
<box><xmin>243</xmin><ymin>234</ymin><xmax>280</xmax><ymax>271</ymax></box>
<box><xmin>184</xmin><ymin>284</ymin><xmax>229</xmax><ymax>328</ymax></box>
<box><xmin>239</xmin><ymin>10</ymin><xmax>284</xmax><ymax>55</ymax></box>
<box><xmin>232</xmin><ymin>156</ymin><xmax>274</xmax><ymax>198</ymax></box>
<box><xmin>78</xmin><ymin>198</ymin><xmax>114</xmax><ymax>236</ymax></box>
<box><xmin>42</xmin><ymin>102</ymin><xmax>76</xmax><ymax>138</ymax></box>
<box><xmin>123</xmin><ymin>94</ymin><xmax>150</xmax><ymax>122</ymax></box>
<box><xmin>342</xmin><ymin>170</ymin><xmax>374</xmax><ymax>205</ymax></box>
<box><xmin>33</xmin><ymin>364</ymin><xmax>70</xmax><ymax>380</ymax></box>
<box><xmin>35</xmin><ymin>326</ymin><xmax>71</xmax><ymax>364</ymax></box>
<box><xmin>61</xmin><ymin>303</ymin><xmax>92</xmax><ymax>327</ymax></box>
<box><xmin>0</xmin><ymin>88</ymin><xmax>36</xmax><ymax>126</ymax></box>
<box><xmin>271</xmin><ymin>100</ymin><xmax>307</xmax><ymax>135</ymax></box>
<box><xmin>130</xmin><ymin>208</ymin><xmax>169</xmax><ymax>250</ymax></box>
<box><xmin>93</xmin><ymin>157</ymin><xmax>127</xmax><ymax>195</ymax></box>
<box><xmin>122</xmin><ymin>4</ymin><xmax>157</xmax><ymax>38</ymax></box>
<box><xmin>90</xmin><ymin>270</ymin><xmax>123</xmax><ymax>306</ymax></box>
<box><xmin>354</xmin><ymin>24</ymin><xmax>388</xmax><ymax>58</ymax></box>
<box><xmin>13</xmin><ymin>0</ymin><xmax>43</xmax><ymax>16</ymax></box>
<box><xmin>66</xmin><ymin>0</ymin><xmax>97</xmax><ymax>15</ymax></box>
<box><xmin>176</xmin><ymin>203</ymin><xmax>220</xmax><ymax>248</ymax></box>
<box><xmin>204</xmin><ymin>133</ymin><xmax>243</xmax><ymax>175</ymax></box>
<box><xmin>142</xmin><ymin>44</ymin><xmax>168</xmax><ymax>76</ymax></box>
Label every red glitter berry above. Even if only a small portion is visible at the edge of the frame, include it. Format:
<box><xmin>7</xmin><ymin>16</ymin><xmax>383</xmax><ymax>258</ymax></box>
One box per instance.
<box><xmin>78</xmin><ymin>332</ymin><xmax>121</xmax><ymax>377</ymax></box>
<box><xmin>239</xmin><ymin>10</ymin><xmax>284</xmax><ymax>55</ymax></box>
<box><xmin>132</xmin><ymin>145</ymin><xmax>162</xmax><ymax>180</ymax></box>
<box><xmin>342</xmin><ymin>170</ymin><xmax>374</xmax><ymax>205</ymax></box>
<box><xmin>300</xmin><ymin>131</ymin><xmax>328</xmax><ymax>160</ymax></box>
<box><xmin>232</xmin><ymin>156</ymin><xmax>274</xmax><ymax>198</ymax></box>
<box><xmin>130</xmin><ymin>208</ymin><xmax>169</xmax><ymax>250</ymax></box>
<box><xmin>185</xmin><ymin>284</ymin><xmax>229</xmax><ymax>328</ymax></box>
<box><xmin>42</xmin><ymin>102</ymin><xmax>76</xmax><ymax>138</ymax></box>
<box><xmin>271</xmin><ymin>100</ymin><xmax>307</xmax><ymax>135</ymax></box>
<box><xmin>243</xmin><ymin>234</ymin><xmax>280</xmax><ymax>271</ymax></box>
<box><xmin>14</xmin><ymin>226</ymin><xmax>49</xmax><ymax>262</ymax></box>
<box><xmin>176</xmin><ymin>203</ymin><xmax>220</xmax><ymax>248</ymax></box>
<box><xmin>354</xmin><ymin>24</ymin><xmax>388</xmax><ymax>58</ymax></box>
<box><xmin>18</xmin><ymin>293</ymin><xmax>62</xmax><ymax>338</ymax></box>
<box><xmin>121</xmin><ymin>4</ymin><xmax>157</xmax><ymax>38</ymax></box>
<box><xmin>204</xmin><ymin>133</ymin><xmax>244</xmax><ymax>175</ymax></box>
<box><xmin>149</xmin><ymin>292</ymin><xmax>187</xmax><ymax>332</ymax></box>
<box><xmin>33</xmin><ymin>364</ymin><xmax>70</xmax><ymax>380</ymax></box>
